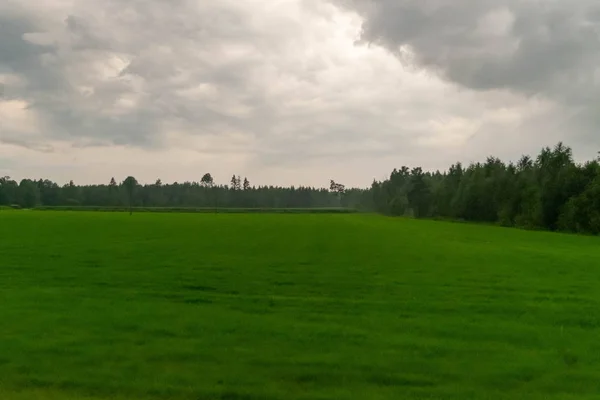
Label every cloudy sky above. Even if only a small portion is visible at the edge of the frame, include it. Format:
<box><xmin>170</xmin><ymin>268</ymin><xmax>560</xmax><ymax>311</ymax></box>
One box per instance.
<box><xmin>1</xmin><ymin>0</ymin><xmax>600</xmax><ymax>187</ymax></box>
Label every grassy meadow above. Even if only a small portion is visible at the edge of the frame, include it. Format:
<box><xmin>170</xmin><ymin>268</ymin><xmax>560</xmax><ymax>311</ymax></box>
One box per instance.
<box><xmin>1</xmin><ymin>211</ymin><xmax>600</xmax><ymax>399</ymax></box>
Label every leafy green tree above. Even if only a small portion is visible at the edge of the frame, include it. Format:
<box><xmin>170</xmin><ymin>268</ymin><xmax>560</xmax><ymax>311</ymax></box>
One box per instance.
<box><xmin>201</xmin><ymin>173</ymin><xmax>214</xmax><ymax>187</ymax></box>
<box><xmin>64</xmin><ymin>180</ymin><xmax>80</xmax><ymax>205</ymax></box>
<box><xmin>0</xmin><ymin>176</ymin><xmax>18</xmax><ymax>206</ymax></box>
<box><xmin>329</xmin><ymin>180</ymin><xmax>345</xmax><ymax>206</ymax></box>
<box><xmin>18</xmin><ymin>179</ymin><xmax>40</xmax><ymax>208</ymax></box>
<box><xmin>37</xmin><ymin>179</ymin><xmax>61</xmax><ymax>206</ymax></box>
<box><xmin>122</xmin><ymin>176</ymin><xmax>139</xmax><ymax>215</ymax></box>
<box><xmin>230</xmin><ymin>175</ymin><xmax>240</xmax><ymax>190</ymax></box>
<box><xmin>107</xmin><ymin>177</ymin><xmax>119</xmax><ymax>206</ymax></box>
<box><xmin>389</xmin><ymin>194</ymin><xmax>409</xmax><ymax>216</ymax></box>
<box><xmin>407</xmin><ymin>167</ymin><xmax>431</xmax><ymax>218</ymax></box>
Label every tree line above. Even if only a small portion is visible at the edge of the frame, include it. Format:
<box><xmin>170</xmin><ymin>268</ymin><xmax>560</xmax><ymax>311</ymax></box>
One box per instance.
<box><xmin>0</xmin><ymin>173</ymin><xmax>371</xmax><ymax>211</ymax></box>
<box><xmin>3</xmin><ymin>142</ymin><xmax>600</xmax><ymax>235</ymax></box>
<box><xmin>372</xmin><ymin>142</ymin><xmax>600</xmax><ymax>234</ymax></box>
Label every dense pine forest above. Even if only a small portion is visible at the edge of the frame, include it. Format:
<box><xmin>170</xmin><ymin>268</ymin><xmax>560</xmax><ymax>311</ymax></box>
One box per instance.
<box><xmin>372</xmin><ymin>142</ymin><xmax>600</xmax><ymax>234</ymax></box>
<box><xmin>0</xmin><ymin>173</ymin><xmax>371</xmax><ymax>211</ymax></box>
<box><xmin>2</xmin><ymin>142</ymin><xmax>600</xmax><ymax>234</ymax></box>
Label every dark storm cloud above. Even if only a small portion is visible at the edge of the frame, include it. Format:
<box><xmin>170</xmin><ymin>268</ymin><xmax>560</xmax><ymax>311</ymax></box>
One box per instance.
<box><xmin>0</xmin><ymin>14</ymin><xmax>60</xmax><ymax>96</ymax></box>
<box><xmin>332</xmin><ymin>0</ymin><xmax>600</xmax><ymax>152</ymax></box>
<box><xmin>0</xmin><ymin>8</ymin><xmax>158</xmax><ymax>147</ymax></box>
<box><xmin>337</xmin><ymin>0</ymin><xmax>600</xmax><ymax>99</ymax></box>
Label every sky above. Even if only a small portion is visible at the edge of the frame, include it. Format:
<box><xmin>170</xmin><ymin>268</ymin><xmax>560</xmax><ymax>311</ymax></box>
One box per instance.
<box><xmin>1</xmin><ymin>0</ymin><xmax>600</xmax><ymax>188</ymax></box>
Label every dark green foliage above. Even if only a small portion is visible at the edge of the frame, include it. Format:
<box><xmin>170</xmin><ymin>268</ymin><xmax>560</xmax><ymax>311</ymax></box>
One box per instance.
<box><xmin>373</xmin><ymin>142</ymin><xmax>600</xmax><ymax>235</ymax></box>
<box><xmin>0</xmin><ymin>175</ymin><xmax>371</xmax><ymax>211</ymax></box>
<box><xmin>6</xmin><ymin>141</ymin><xmax>600</xmax><ymax>234</ymax></box>
<box><xmin>122</xmin><ymin>176</ymin><xmax>139</xmax><ymax>215</ymax></box>
<box><xmin>17</xmin><ymin>179</ymin><xmax>40</xmax><ymax>208</ymax></box>
<box><xmin>200</xmin><ymin>173</ymin><xmax>214</xmax><ymax>187</ymax></box>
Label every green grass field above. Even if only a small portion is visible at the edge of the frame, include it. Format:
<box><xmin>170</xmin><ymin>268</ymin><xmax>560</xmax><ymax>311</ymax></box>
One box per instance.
<box><xmin>2</xmin><ymin>211</ymin><xmax>600</xmax><ymax>399</ymax></box>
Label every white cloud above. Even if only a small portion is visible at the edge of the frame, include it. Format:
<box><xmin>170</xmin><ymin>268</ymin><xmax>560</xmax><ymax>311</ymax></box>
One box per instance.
<box><xmin>1</xmin><ymin>0</ymin><xmax>597</xmax><ymax>187</ymax></box>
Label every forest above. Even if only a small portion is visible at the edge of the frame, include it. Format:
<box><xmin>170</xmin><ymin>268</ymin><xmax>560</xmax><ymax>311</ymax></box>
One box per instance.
<box><xmin>2</xmin><ymin>142</ymin><xmax>600</xmax><ymax>234</ymax></box>
<box><xmin>372</xmin><ymin>142</ymin><xmax>600</xmax><ymax>235</ymax></box>
<box><xmin>0</xmin><ymin>173</ymin><xmax>371</xmax><ymax>211</ymax></box>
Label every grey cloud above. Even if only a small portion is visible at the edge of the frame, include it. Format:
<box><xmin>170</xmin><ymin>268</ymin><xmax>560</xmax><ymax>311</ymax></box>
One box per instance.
<box><xmin>337</xmin><ymin>0</ymin><xmax>600</xmax><ymax>99</ymax></box>
<box><xmin>0</xmin><ymin>136</ymin><xmax>54</xmax><ymax>153</ymax></box>
<box><xmin>6</xmin><ymin>0</ymin><xmax>594</xmax><ymax>182</ymax></box>
<box><xmin>0</xmin><ymin>15</ymin><xmax>61</xmax><ymax>97</ymax></box>
<box><xmin>1</xmin><ymin>0</ymin><xmax>432</xmax><ymax>167</ymax></box>
<box><xmin>0</xmin><ymin>0</ymin><xmax>276</xmax><ymax>149</ymax></box>
<box><xmin>332</xmin><ymin>0</ymin><xmax>600</xmax><ymax>151</ymax></box>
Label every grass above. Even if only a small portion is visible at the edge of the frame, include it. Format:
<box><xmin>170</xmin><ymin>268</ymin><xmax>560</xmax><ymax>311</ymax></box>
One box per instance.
<box><xmin>1</xmin><ymin>211</ymin><xmax>600</xmax><ymax>399</ymax></box>
<box><xmin>31</xmin><ymin>206</ymin><xmax>357</xmax><ymax>213</ymax></box>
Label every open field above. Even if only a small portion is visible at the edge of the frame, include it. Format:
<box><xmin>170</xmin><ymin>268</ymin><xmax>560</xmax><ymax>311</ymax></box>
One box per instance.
<box><xmin>2</xmin><ymin>211</ymin><xmax>600</xmax><ymax>399</ymax></box>
<box><xmin>31</xmin><ymin>207</ymin><xmax>357</xmax><ymax>214</ymax></box>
